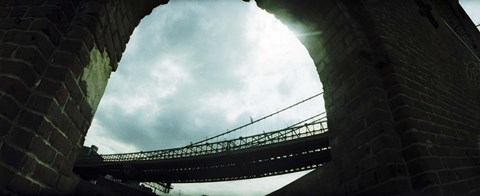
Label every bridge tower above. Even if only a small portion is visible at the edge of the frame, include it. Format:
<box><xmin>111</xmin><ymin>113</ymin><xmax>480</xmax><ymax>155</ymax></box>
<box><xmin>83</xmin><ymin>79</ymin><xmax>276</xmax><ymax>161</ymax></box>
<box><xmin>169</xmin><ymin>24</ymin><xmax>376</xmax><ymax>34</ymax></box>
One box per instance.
<box><xmin>0</xmin><ymin>0</ymin><xmax>479</xmax><ymax>195</ymax></box>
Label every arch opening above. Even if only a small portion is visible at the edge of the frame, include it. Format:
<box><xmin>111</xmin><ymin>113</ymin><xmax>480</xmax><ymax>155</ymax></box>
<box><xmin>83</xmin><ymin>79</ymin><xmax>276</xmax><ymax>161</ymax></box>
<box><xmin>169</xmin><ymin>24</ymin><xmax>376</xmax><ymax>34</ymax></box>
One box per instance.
<box><xmin>83</xmin><ymin>1</ymin><xmax>326</xmax><ymax>195</ymax></box>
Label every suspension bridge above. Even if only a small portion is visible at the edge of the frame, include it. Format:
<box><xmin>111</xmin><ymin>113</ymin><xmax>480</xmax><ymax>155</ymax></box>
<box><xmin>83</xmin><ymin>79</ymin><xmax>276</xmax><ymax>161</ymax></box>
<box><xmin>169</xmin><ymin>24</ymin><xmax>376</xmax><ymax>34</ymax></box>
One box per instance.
<box><xmin>74</xmin><ymin>92</ymin><xmax>330</xmax><ymax>192</ymax></box>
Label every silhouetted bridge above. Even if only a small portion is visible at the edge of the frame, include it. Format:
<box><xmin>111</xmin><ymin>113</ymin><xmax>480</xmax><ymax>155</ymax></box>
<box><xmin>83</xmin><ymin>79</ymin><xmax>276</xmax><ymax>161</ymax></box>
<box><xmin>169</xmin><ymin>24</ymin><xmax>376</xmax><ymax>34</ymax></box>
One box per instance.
<box><xmin>74</xmin><ymin>93</ymin><xmax>330</xmax><ymax>186</ymax></box>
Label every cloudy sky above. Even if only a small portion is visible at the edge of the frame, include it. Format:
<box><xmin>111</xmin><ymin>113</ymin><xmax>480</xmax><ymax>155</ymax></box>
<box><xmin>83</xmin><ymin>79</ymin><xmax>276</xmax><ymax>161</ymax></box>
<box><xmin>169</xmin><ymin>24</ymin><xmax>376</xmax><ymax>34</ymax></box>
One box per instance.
<box><xmin>84</xmin><ymin>1</ymin><xmax>480</xmax><ymax>195</ymax></box>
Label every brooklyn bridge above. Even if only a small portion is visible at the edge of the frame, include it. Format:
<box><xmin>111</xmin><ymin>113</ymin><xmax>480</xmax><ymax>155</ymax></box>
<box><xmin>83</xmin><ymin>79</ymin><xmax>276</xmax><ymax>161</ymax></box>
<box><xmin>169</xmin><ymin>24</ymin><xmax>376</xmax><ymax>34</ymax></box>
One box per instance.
<box><xmin>1</xmin><ymin>0</ymin><xmax>480</xmax><ymax>195</ymax></box>
<box><xmin>74</xmin><ymin>93</ymin><xmax>330</xmax><ymax>192</ymax></box>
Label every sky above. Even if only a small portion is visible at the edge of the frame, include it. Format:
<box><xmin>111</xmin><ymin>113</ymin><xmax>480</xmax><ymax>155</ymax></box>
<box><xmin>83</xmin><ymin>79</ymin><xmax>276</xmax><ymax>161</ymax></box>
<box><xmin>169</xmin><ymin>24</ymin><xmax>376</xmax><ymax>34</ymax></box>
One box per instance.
<box><xmin>84</xmin><ymin>1</ymin><xmax>480</xmax><ymax>195</ymax></box>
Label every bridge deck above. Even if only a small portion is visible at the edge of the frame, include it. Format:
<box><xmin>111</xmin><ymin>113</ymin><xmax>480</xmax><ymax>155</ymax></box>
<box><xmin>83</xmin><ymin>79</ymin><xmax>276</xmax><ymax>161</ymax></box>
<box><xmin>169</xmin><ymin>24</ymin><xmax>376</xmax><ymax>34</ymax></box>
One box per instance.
<box><xmin>74</xmin><ymin>121</ymin><xmax>330</xmax><ymax>183</ymax></box>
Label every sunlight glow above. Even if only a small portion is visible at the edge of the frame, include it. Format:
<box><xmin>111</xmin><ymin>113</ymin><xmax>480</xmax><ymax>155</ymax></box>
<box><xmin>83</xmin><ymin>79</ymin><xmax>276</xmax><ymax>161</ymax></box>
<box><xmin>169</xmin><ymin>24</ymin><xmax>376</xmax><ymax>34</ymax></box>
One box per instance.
<box><xmin>84</xmin><ymin>1</ymin><xmax>324</xmax><ymax>196</ymax></box>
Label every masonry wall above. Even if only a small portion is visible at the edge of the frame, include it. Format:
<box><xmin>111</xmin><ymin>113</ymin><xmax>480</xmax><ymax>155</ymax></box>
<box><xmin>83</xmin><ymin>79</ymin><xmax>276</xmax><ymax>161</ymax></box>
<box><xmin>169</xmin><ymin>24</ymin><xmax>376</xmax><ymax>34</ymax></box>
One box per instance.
<box><xmin>263</xmin><ymin>0</ymin><xmax>480</xmax><ymax>195</ymax></box>
<box><xmin>0</xmin><ymin>0</ymin><xmax>165</xmax><ymax>194</ymax></box>
<box><xmin>1</xmin><ymin>0</ymin><xmax>479</xmax><ymax>195</ymax></box>
<box><xmin>258</xmin><ymin>0</ymin><xmax>412</xmax><ymax>195</ymax></box>
<box><xmin>365</xmin><ymin>0</ymin><xmax>480</xmax><ymax>194</ymax></box>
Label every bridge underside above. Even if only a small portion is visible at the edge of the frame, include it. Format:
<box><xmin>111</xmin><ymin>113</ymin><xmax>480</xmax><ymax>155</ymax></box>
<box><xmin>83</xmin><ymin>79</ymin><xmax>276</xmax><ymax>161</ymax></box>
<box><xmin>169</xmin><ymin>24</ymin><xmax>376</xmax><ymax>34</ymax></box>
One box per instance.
<box><xmin>74</xmin><ymin>133</ymin><xmax>330</xmax><ymax>183</ymax></box>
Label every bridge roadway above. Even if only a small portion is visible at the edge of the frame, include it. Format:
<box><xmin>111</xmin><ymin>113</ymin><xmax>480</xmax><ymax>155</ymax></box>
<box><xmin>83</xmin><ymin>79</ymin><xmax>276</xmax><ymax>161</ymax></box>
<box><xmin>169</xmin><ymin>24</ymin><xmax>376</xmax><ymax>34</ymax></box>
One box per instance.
<box><xmin>74</xmin><ymin>121</ymin><xmax>330</xmax><ymax>183</ymax></box>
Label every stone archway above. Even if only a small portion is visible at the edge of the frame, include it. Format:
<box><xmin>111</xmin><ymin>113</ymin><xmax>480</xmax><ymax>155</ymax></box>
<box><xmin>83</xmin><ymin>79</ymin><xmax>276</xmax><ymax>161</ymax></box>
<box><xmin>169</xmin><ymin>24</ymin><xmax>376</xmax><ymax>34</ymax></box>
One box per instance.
<box><xmin>1</xmin><ymin>0</ymin><xmax>479</xmax><ymax>195</ymax></box>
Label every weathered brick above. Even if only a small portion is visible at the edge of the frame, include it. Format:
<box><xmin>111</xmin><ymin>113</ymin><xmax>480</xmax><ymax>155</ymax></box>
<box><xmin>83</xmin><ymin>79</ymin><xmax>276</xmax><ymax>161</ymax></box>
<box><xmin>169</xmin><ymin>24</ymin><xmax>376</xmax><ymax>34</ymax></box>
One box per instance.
<box><xmin>78</xmin><ymin>98</ymin><xmax>92</xmax><ymax>119</ymax></box>
<box><xmin>64</xmin><ymin>73</ymin><xmax>84</xmax><ymax>103</ymax></box>
<box><xmin>67</xmin><ymin>146</ymin><xmax>78</xmax><ymax>162</ymax></box>
<box><xmin>400</xmin><ymin>129</ymin><xmax>434</xmax><ymax>146</ymax></box>
<box><xmin>0</xmin><ymin>8</ymin><xmax>11</xmax><ymax>18</ymax></box>
<box><xmin>52</xmin><ymin>153</ymin><xmax>64</xmax><ymax>170</ymax></box>
<box><xmin>36</xmin><ymin>119</ymin><xmax>54</xmax><ymax>138</ymax></box>
<box><xmin>15</xmin><ymin>46</ymin><xmax>48</xmax><ymax>74</ymax></box>
<box><xmin>51</xmin><ymin>50</ymin><xmax>84</xmax><ymax>77</ymax></box>
<box><xmin>369</xmin><ymin>134</ymin><xmax>401</xmax><ymax>154</ymax></box>
<box><xmin>0</xmin><ymin>76</ymin><xmax>30</xmax><ymax>104</ymax></box>
<box><xmin>8</xmin><ymin>127</ymin><xmax>35</xmax><ymax>150</ymax></box>
<box><xmin>402</xmin><ymin>144</ymin><xmax>430</xmax><ymax>161</ymax></box>
<box><xmin>8</xmin><ymin>174</ymin><xmax>41</xmax><ymax>195</ymax></box>
<box><xmin>60</xmin><ymin>38</ymin><xmax>91</xmax><ymax>65</ymax></box>
<box><xmin>36</xmin><ymin>79</ymin><xmax>69</xmax><ymax>106</ymax></box>
<box><xmin>0</xmin><ymin>18</ymin><xmax>34</xmax><ymax>30</ymax></box>
<box><xmin>49</xmin><ymin>129</ymin><xmax>72</xmax><ymax>156</ymax></box>
<box><xmin>26</xmin><ymin>6</ymin><xmax>70</xmax><ymax>33</ymax></box>
<box><xmin>447</xmin><ymin>180</ymin><xmax>471</xmax><ymax>195</ymax></box>
<box><xmin>0</xmin><ymin>94</ymin><xmax>20</xmax><ymax>120</ymax></box>
<box><xmin>67</xmin><ymin>25</ymin><xmax>94</xmax><ymax>50</ymax></box>
<box><xmin>438</xmin><ymin>170</ymin><xmax>457</xmax><ymax>184</ymax></box>
<box><xmin>0</xmin><ymin>164</ymin><xmax>15</xmax><ymax>187</ymax></box>
<box><xmin>0</xmin><ymin>115</ymin><xmax>11</xmax><ymax>136</ymax></box>
<box><xmin>0</xmin><ymin>43</ymin><xmax>16</xmax><ymax>58</ymax></box>
<box><xmin>9</xmin><ymin>6</ymin><xmax>28</xmax><ymax>18</ymax></box>
<box><xmin>29</xmin><ymin>18</ymin><xmax>63</xmax><ymax>46</ymax></box>
<box><xmin>44</xmin><ymin>65</ymin><xmax>70</xmax><ymax>81</ymax></box>
<box><xmin>0</xmin><ymin>59</ymin><xmax>38</xmax><ymax>87</ymax></box>
<box><xmin>359</xmin><ymin>150</ymin><xmax>405</xmax><ymax>174</ymax></box>
<box><xmin>73</xmin><ymin>14</ymin><xmax>100</xmax><ymax>40</ymax></box>
<box><xmin>0</xmin><ymin>144</ymin><xmax>26</xmax><ymax>169</ymax></box>
<box><xmin>45</xmin><ymin>0</ymin><xmax>76</xmax><ymax>21</ymax></box>
<box><xmin>56</xmin><ymin>174</ymin><xmax>78</xmax><ymax>193</ymax></box>
<box><xmin>407</xmin><ymin>157</ymin><xmax>443</xmax><ymax>176</ymax></box>
<box><xmin>4</xmin><ymin>30</ymin><xmax>55</xmax><ymax>58</ymax></box>
<box><xmin>48</xmin><ymin>104</ymin><xmax>71</xmax><ymax>130</ymax></box>
<box><xmin>363</xmin><ymin>179</ymin><xmax>410</xmax><ymax>195</ymax></box>
<box><xmin>65</xmin><ymin>125</ymin><xmax>81</xmax><ymax>145</ymax></box>
<box><xmin>455</xmin><ymin>167</ymin><xmax>480</xmax><ymax>180</ymax></box>
<box><xmin>29</xmin><ymin>136</ymin><xmax>56</xmax><ymax>164</ymax></box>
<box><xmin>8</xmin><ymin>0</ymin><xmax>45</xmax><ymax>6</ymax></box>
<box><xmin>21</xmin><ymin>155</ymin><xmax>37</xmax><ymax>175</ymax></box>
<box><xmin>18</xmin><ymin>110</ymin><xmax>44</xmax><ymax>132</ymax></box>
<box><xmin>27</xmin><ymin>95</ymin><xmax>55</xmax><ymax>114</ymax></box>
<box><xmin>59</xmin><ymin>158</ymin><xmax>73</xmax><ymax>175</ymax></box>
<box><xmin>54</xmin><ymin>154</ymin><xmax>73</xmax><ymax>175</ymax></box>
<box><xmin>32</xmin><ymin>163</ymin><xmax>59</xmax><ymax>187</ymax></box>
<box><xmin>65</xmin><ymin>98</ymin><xmax>84</xmax><ymax>130</ymax></box>
<box><xmin>339</xmin><ymin>165</ymin><xmax>358</xmax><ymax>184</ymax></box>
<box><xmin>411</xmin><ymin>172</ymin><xmax>440</xmax><ymax>191</ymax></box>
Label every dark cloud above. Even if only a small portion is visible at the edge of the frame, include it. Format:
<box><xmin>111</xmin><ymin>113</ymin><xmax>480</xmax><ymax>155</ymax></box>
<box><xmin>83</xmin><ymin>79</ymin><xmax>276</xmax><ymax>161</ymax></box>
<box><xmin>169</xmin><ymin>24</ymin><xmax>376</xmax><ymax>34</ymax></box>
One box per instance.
<box><xmin>83</xmin><ymin>1</ymin><xmax>480</xmax><ymax>195</ymax></box>
<box><xmin>86</xmin><ymin>0</ymin><xmax>327</xmax><ymax>153</ymax></box>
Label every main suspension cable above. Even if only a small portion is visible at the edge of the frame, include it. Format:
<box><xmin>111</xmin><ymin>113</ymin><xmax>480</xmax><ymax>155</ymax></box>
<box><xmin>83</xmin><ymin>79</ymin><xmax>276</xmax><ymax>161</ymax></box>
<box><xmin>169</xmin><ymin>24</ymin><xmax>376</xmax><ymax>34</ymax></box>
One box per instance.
<box><xmin>188</xmin><ymin>92</ymin><xmax>324</xmax><ymax>146</ymax></box>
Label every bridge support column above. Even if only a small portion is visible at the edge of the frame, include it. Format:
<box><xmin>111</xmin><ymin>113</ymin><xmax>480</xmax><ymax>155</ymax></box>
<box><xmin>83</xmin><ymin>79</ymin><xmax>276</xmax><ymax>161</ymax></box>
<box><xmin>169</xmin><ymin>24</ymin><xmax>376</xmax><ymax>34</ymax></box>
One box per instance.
<box><xmin>258</xmin><ymin>0</ymin><xmax>480</xmax><ymax>195</ymax></box>
<box><xmin>0</xmin><ymin>0</ymin><xmax>166</xmax><ymax>194</ymax></box>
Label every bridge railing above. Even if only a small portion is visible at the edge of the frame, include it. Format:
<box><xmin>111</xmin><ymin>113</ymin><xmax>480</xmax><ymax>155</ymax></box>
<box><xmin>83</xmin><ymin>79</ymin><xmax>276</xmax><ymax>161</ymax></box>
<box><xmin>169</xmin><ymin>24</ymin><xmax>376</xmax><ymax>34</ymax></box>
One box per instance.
<box><xmin>76</xmin><ymin>120</ymin><xmax>328</xmax><ymax>164</ymax></box>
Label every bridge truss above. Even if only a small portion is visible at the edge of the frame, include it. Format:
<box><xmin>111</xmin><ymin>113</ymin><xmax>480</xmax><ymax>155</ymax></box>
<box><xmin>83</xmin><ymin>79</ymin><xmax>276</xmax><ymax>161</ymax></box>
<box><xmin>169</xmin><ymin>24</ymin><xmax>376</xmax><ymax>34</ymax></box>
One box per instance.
<box><xmin>74</xmin><ymin>92</ymin><xmax>330</xmax><ymax>184</ymax></box>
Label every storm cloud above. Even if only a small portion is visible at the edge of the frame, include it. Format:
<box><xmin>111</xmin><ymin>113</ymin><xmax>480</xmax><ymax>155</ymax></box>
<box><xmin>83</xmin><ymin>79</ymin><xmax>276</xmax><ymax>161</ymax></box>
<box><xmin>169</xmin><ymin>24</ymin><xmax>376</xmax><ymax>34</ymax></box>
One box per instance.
<box><xmin>85</xmin><ymin>0</ymin><xmax>324</xmax><ymax>153</ymax></box>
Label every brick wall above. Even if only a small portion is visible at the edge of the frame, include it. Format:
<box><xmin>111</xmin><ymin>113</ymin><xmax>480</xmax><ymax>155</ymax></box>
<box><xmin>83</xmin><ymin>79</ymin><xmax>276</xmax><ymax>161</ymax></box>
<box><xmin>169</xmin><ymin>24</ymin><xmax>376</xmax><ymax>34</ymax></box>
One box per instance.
<box><xmin>365</xmin><ymin>0</ymin><xmax>480</xmax><ymax>194</ymax></box>
<box><xmin>258</xmin><ymin>0</ymin><xmax>411</xmax><ymax>195</ymax></box>
<box><xmin>260</xmin><ymin>0</ymin><xmax>480</xmax><ymax>195</ymax></box>
<box><xmin>1</xmin><ymin>0</ymin><xmax>478</xmax><ymax>195</ymax></box>
<box><xmin>0</xmin><ymin>0</ymin><xmax>166</xmax><ymax>194</ymax></box>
